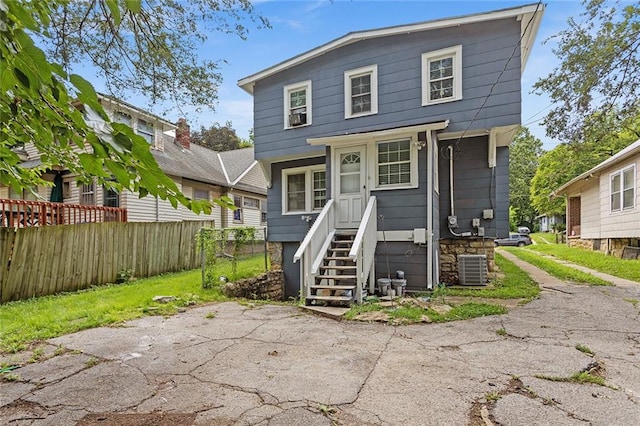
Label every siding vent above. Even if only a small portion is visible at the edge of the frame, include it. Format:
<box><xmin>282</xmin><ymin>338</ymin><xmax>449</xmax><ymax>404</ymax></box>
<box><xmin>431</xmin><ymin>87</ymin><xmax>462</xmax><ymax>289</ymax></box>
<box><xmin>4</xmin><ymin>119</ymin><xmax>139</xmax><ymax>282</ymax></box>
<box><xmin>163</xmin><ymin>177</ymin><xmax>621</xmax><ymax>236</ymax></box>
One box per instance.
<box><xmin>458</xmin><ymin>255</ymin><xmax>487</xmax><ymax>286</ymax></box>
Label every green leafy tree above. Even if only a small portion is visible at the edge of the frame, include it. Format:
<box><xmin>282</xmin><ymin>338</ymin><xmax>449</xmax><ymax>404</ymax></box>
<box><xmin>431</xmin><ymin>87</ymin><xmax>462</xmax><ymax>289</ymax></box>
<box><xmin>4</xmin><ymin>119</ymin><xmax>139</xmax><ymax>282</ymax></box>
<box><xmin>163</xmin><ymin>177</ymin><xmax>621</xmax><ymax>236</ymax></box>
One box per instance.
<box><xmin>509</xmin><ymin>127</ymin><xmax>543</xmax><ymax>228</ymax></box>
<box><xmin>534</xmin><ymin>0</ymin><xmax>640</xmax><ymax>142</ymax></box>
<box><xmin>1</xmin><ymin>0</ymin><xmax>264</xmax><ymax>212</ymax></box>
<box><xmin>191</xmin><ymin>121</ymin><xmax>244</xmax><ymax>152</ymax></box>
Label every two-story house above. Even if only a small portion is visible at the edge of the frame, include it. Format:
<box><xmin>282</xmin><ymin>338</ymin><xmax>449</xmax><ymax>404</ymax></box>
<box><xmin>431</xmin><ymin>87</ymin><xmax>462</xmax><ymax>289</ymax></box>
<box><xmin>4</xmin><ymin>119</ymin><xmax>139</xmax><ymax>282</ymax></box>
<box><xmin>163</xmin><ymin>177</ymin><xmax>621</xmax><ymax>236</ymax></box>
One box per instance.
<box><xmin>239</xmin><ymin>4</ymin><xmax>544</xmax><ymax>303</ymax></box>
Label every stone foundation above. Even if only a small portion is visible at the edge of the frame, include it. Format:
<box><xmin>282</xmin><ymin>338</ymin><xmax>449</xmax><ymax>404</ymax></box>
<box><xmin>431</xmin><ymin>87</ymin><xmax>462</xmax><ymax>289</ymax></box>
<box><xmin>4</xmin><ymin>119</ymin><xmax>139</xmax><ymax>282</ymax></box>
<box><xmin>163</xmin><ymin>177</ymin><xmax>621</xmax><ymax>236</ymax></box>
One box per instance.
<box><xmin>222</xmin><ymin>270</ymin><xmax>284</xmax><ymax>301</ymax></box>
<box><xmin>439</xmin><ymin>238</ymin><xmax>495</xmax><ymax>285</ymax></box>
<box><xmin>267</xmin><ymin>241</ymin><xmax>283</xmax><ymax>271</ymax></box>
<box><xmin>568</xmin><ymin>237</ymin><xmax>639</xmax><ymax>258</ymax></box>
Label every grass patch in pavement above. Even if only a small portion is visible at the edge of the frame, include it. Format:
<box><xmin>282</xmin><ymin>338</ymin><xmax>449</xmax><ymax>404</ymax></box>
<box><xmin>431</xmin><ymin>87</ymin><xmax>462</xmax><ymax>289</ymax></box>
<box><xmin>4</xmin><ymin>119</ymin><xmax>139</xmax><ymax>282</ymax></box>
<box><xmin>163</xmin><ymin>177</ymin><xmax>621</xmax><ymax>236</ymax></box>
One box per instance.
<box><xmin>345</xmin><ymin>301</ymin><xmax>506</xmax><ymax>324</ymax></box>
<box><xmin>503</xmin><ymin>248</ymin><xmax>610</xmax><ymax>286</ymax></box>
<box><xmin>444</xmin><ymin>252</ymin><xmax>540</xmax><ymax>300</ymax></box>
<box><xmin>345</xmin><ymin>253</ymin><xmax>525</xmax><ymax>324</ymax></box>
<box><xmin>0</xmin><ymin>255</ymin><xmax>267</xmax><ymax>354</ymax></box>
<box><xmin>527</xmin><ymin>238</ymin><xmax>640</xmax><ymax>283</ymax></box>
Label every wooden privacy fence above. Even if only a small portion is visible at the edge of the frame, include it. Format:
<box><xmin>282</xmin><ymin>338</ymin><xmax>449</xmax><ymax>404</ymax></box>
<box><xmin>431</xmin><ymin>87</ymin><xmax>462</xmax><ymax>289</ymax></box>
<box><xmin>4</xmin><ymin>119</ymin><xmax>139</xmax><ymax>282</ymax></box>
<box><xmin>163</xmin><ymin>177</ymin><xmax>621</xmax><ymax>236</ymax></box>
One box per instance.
<box><xmin>0</xmin><ymin>221</ymin><xmax>213</xmax><ymax>303</ymax></box>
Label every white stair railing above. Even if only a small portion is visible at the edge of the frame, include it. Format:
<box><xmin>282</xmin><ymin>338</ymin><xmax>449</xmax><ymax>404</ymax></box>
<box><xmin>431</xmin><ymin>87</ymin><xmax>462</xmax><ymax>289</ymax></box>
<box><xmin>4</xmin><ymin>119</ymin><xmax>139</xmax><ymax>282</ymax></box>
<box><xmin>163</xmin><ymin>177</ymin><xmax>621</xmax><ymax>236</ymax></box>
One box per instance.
<box><xmin>293</xmin><ymin>200</ymin><xmax>335</xmax><ymax>300</ymax></box>
<box><xmin>349</xmin><ymin>196</ymin><xmax>377</xmax><ymax>303</ymax></box>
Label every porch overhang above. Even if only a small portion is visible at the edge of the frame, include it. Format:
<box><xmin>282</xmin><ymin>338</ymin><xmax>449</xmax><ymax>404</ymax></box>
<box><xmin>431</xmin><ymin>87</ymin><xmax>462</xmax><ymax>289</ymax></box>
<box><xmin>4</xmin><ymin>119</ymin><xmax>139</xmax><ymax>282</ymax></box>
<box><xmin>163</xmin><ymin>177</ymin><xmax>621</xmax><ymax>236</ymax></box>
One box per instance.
<box><xmin>438</xmin><ymin>124</ymin><xmax>519</xmax><ymax>168</ymax></box>
<box><xmin>307</xmin><ymin>121</ymin><xmax>449</xmax><ymax>146</ymax></box>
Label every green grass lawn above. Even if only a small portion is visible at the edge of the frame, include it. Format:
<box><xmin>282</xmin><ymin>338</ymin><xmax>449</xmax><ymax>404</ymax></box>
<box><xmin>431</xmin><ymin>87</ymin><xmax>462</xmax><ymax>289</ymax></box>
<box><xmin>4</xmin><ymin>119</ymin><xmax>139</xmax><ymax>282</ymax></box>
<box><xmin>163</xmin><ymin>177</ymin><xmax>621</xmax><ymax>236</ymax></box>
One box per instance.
<box><xmin>528</xmin><ymin>234</ymin><xmax>640</xmax><ymax>282</ymax></box>
<box><xmin>0</xmin><ymin>254</ymin><xmax>267</xmax><ymax>354</ymax></box>
<box><xmin>531</xmin><ymin>232</ymin><xmax>561</xmax><ymax>245</ymax></box>
<box><xmin>444</xmin><ymin>252</ymin><xmax>540</xmax><ymax>300</ymax></box>
<box><xmin>504</xmin><ymin>247</ymin><xmax>610</xmax><ymax>286</ymax></box>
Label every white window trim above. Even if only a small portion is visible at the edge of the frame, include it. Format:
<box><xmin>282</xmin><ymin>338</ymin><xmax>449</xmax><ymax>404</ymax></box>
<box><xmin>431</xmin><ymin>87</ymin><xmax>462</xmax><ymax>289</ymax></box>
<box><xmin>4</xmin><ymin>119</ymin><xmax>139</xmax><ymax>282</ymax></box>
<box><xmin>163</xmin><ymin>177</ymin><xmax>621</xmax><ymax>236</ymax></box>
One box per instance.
<box><xmin>610</xmin><ymin>164</ymin><xmax>636</xmax><ymax>213</ymax></box>
<box><xmin>283</xmin><ymin>80</ymin><xmax>312</xmax><ymax>129</ymax></box>
<box><xmin>421</xmin><ymin>45</ymin><xmax>462</xmax><ymax>106</ymax></box>
<box><xmin>374</xmin><ymin>138</ymin><xmax>419</xmax><ymax>190</ymax></box>
<box><xmin>136</xmin><ymin>118</ymin><xmax>155</xmax><ymax>144</ymax></box>
<box><xmin>344</xmin><ymin>64</ymin><xmax>378</xmax><ymax>119</ymax></box>
<box><xmin>281</xmin><ymin>165</ymin><xmax>327</xmax><ymax>214</ymax></box>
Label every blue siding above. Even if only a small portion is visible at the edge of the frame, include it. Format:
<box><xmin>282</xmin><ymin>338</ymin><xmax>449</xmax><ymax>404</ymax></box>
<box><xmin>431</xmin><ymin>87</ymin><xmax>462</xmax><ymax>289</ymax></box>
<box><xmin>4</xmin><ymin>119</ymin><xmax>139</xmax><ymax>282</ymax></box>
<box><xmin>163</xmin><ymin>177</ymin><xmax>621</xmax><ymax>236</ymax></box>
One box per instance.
<box><xmin>253</xmin><ymin>18</ymin><xmax>522</xmax><ymax>161</ymax></box>
<box><xmin>437</xmin><ymin>136</ymin><xmax>509</xmax><ymax>238</ymax></box>
<box><xmin>267</xmin><ymin>156</ymin><xmax>327</xmax><ymax>242</ymax></box>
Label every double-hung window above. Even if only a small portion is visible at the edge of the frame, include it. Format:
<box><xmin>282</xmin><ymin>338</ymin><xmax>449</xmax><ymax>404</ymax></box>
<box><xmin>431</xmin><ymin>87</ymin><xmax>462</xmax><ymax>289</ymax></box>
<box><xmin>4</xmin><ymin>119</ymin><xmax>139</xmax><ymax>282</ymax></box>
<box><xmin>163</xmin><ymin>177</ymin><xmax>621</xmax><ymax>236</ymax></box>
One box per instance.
<box><xmin>610</xmin><ymin>165</ymin><xmax>636</xmax><ymax>212</ymax></box>
<box><xmin>422</xmin><ymin>45</ymin><xmax>462</xmax><ymax>105</ymax></box>
<box><xmin>80</xmin><ymin>181</ymin><xmax>96</xmax><ymax>205</ymax></box>
<box><xmin>282</xmin><ymin>166</ymin><xmax>327</xmax><ymax>214</ymax></box>
<box><xmin>376</xmin><ymin>139</ymin><xmax>417</xmax><ymax>189</ymax></box>
<box><xmin>233</xmin><ymin>195</ymin><xmax>243</xmax><ymax>223</ymax></box>
<box><xmin>115</xmin><ymin>111</ymin><xmax>132</xmax><ymax>126</ymax></box>
<box><xmin>137</xmin><ymin>119</ymin><xmax>155</xmax><ymax>144</ymax></box>
<box><xmin>284</xmin><ymin>81</ymin><xmax>312</xmax><ymax>128</ymax></box>
<box><xmin>344</xmin><ymin>65</ymin><xmax>378</xmax><ymax>119</ymax></box>
<box><xmin>193</xmin><ymin>188</ymin><xmax>209</xmax><ymax>201</ymax></box>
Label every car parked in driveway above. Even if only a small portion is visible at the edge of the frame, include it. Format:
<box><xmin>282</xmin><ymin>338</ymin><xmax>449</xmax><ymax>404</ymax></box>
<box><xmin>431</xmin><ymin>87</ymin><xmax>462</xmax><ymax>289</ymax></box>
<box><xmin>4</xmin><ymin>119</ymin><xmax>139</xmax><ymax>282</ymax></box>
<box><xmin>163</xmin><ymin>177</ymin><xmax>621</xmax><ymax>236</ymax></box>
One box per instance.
<box><xmin>494</xmin><ymin>233</ymin><xmax>532</xmax><ymax>247</ymax></box>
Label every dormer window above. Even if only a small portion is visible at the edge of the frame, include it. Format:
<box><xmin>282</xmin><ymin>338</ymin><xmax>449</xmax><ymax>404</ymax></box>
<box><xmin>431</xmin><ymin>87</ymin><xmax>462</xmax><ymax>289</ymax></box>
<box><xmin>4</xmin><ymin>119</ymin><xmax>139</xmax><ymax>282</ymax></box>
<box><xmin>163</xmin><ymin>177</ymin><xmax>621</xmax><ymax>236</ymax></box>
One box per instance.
<box><xmin>344</xmin><ymin>65</ymin><xmax>378</xmax><ymax>119</ymax></box>
<box><xmin>422</xmin><ymin>45</ymin><xmax>462</xmax><ymax>105</ymax></box>
<box><xmin>284</xmin><ymin>80</ymin><xmax>312</xmax><ymax>129</ymax></box>
<box><xmin>115</xmin><ymin>111</ymin><xmax>132</xmax><ymax>126</ymax></box>
<box><xmin>137</xmin><ymin>119</ymin><xmax>154</xmax><ymax>144</ymax></box>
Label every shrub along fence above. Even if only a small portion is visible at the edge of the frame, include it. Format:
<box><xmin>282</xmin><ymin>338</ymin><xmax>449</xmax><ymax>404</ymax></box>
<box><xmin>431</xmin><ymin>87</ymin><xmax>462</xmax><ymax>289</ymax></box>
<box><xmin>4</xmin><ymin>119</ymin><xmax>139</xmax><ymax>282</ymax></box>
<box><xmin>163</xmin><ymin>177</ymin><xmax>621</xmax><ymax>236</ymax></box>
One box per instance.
<box><xmin>0</xmin><ymin>221</ymin><xmax>214</xmax><ymax>303</ymax></box>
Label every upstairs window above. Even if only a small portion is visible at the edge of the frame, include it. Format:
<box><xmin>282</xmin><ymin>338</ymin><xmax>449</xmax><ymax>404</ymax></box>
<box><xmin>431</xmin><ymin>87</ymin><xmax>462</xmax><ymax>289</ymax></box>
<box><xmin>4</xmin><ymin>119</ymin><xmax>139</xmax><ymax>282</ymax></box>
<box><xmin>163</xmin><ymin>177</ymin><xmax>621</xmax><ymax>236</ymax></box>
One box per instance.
<box><xmin>611</xmin><ymin>165</ymin><xmax>636</xmax><ymax>212</ymax></box>
<box><xmin>282</xmin><ymin>165</ymin><xmax>327</xmax><ymax>214</ymax></box>
<box><xmin>243</xmin><ymin>196</ymin><xmax>260</xmax><ymax>209</ymax></box>
<box><xmin>284</xmin><ymin>81</ymin><xmax>312</xmax><ymax>129</ymax></box>
<box><xmin>193</xmin><ymin>188</ymin><xmax>209</xmax><ymax>201</ymax></box>
<box><xmin>115</xmin><ymin>111</ymin><xmax>132</xmax><ymax>126</ymax></box>
<box><xmin>344</xmin><ymin>65</ymin><xmax>378</xmax><ymax>119</ymax></box>
<box><xmin>137</xmin><ymin>119</ymin><xmax>155</xmax><ymax>144</ymax></box>
<box><xmin>422</xmin><ymin>45</ymin><xmax>462</xmax><ymax>105</ymax></box>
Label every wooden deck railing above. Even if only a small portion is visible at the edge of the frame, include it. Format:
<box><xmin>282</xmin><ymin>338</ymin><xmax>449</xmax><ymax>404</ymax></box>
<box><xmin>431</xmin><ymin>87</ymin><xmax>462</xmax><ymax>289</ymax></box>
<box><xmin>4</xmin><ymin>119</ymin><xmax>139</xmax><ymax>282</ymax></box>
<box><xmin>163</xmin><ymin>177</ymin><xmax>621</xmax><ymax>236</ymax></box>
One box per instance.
<box><xmin>0</xmin><ymin>198</ymin><xmax>127</xmax><ymax>227</ymax></box>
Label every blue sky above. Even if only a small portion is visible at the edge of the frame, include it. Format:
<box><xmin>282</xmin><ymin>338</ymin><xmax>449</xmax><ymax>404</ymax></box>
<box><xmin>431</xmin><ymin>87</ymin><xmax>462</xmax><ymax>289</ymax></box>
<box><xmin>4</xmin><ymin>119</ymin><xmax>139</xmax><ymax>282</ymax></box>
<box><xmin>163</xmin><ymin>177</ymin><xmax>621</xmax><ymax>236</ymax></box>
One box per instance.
<box><xmin>89</xmin><ymin>0</ymin><xmax>587</xmax><ymax>150</ymax></box>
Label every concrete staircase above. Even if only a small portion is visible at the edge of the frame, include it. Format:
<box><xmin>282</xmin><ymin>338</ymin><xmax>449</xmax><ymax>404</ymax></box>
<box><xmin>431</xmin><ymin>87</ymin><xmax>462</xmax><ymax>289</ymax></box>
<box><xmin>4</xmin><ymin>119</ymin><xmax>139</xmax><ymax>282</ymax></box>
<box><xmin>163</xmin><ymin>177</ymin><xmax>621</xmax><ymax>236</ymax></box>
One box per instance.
<box><xmin>305</xmin><ymin>230</ymin><xmax>358</xmax><ymax>306</ymax></box>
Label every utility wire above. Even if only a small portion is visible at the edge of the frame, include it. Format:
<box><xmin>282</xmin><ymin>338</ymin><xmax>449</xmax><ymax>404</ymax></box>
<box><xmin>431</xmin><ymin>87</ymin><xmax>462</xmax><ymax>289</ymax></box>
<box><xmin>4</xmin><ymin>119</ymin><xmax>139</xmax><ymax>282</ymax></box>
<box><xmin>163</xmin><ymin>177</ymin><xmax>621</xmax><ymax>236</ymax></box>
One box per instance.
<box><xmin>451</xmin><ymin>0</ymin><xmax>543</xmax><ymax>152</ymax></box>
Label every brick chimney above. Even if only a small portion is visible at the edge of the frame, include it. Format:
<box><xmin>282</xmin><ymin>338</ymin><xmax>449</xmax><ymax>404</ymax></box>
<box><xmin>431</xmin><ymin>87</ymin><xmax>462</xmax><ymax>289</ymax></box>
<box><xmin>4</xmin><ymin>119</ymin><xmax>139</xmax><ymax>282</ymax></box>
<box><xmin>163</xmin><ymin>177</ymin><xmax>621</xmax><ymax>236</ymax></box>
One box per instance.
<box><xmin>175</xmin><ymin>118</ymin><xmax>190</xmax><ymax>149</ymax></box>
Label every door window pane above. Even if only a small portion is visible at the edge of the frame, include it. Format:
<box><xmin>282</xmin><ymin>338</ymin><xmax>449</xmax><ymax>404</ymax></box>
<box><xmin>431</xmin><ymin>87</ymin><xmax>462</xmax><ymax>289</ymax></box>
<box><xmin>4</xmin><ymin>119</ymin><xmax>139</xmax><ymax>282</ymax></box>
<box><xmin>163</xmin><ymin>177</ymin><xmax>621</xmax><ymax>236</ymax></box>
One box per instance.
<box><xmin>340</xmin><ymin>153</ymin><xmax>360</xmax><ymax>193</ymax></box>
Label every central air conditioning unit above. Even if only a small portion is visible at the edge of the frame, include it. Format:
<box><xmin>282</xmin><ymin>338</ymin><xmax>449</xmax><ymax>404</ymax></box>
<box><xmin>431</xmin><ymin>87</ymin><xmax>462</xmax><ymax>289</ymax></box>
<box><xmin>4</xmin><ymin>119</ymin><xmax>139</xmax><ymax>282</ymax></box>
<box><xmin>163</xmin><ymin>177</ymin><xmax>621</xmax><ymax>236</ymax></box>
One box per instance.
<box><xmin>458</xmin><ymin>254</ymin><xmax>487</xmax><ymax>286</ymax></box>
<box><xmin>289</xmin><ymin>113</ymin><xmax>307</xmax><ymax>127</ymax></box>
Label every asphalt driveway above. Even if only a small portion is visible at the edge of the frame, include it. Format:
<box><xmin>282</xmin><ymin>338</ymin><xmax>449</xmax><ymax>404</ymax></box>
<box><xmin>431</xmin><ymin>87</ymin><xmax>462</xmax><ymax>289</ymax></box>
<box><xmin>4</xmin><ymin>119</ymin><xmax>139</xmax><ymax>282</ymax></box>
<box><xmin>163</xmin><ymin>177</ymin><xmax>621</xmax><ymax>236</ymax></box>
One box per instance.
<box><xmin>1</xmin><ymin>254</ymin><xmax>639</xmax><ymax>425</ymax></box>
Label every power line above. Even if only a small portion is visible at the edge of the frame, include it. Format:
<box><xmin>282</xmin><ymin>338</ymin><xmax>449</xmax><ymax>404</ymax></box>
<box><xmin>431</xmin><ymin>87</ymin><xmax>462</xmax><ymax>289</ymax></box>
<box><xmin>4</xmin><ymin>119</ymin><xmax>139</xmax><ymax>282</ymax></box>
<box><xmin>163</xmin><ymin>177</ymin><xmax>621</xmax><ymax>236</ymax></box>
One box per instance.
<box><xmin>450</xmin><ymin>1</ymin><xmax>543</xmax><ymax>151</ymax></box>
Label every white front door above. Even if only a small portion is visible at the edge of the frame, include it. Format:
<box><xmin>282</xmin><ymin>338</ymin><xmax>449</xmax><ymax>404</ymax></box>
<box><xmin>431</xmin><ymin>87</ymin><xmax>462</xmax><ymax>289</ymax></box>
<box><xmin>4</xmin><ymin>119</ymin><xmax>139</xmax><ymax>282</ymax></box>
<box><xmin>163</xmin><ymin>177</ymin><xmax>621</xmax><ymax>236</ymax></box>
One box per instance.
<box><xmin>334</xmin><ymin>145</ymin><xmax>367</xmax><ymax>228</ymax></box>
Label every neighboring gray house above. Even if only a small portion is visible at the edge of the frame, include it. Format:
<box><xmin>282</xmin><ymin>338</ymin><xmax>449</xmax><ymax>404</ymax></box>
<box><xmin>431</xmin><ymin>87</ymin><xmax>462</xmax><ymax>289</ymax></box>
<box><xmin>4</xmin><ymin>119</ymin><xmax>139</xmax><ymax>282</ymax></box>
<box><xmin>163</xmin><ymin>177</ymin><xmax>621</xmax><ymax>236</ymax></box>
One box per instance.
<box><xmin>239</xmin><ymin>4</ymin><xmax>544</xmax><ymax>302</ymax></box>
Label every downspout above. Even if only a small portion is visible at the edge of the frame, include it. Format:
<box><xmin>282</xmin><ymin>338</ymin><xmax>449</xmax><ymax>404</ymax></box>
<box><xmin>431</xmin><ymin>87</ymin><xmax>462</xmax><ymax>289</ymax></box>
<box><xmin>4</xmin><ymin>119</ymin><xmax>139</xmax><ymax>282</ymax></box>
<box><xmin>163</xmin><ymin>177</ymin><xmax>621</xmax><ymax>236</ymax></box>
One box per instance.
<box><xmin>426</xmin><ymin>132</ymin><xmax>434</xmax><ymax>290</ymax></box>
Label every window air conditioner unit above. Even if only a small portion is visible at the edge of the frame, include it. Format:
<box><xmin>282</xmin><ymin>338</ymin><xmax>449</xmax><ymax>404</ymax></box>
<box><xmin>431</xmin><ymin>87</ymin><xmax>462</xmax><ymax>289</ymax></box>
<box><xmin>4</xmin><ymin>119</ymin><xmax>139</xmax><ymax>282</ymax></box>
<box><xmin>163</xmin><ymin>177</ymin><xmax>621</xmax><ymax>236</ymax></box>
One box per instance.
<box><xmin>458</xmin><ymin>254</ymin><xmax>487</xmax><ymax>286</ymax></box>
<box><xmin>289</xmin><ymin>113</ymin><xmax>306</xmax><ymax>127</ymax></box>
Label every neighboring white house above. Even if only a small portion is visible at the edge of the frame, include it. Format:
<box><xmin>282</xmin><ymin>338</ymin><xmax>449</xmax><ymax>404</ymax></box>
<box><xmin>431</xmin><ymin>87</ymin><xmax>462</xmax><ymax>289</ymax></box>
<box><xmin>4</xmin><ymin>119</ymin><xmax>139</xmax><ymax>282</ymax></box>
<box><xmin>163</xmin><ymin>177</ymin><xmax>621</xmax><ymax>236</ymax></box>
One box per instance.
<box><xmin>1</xmin><ymin>95</ymin><xmax>268</xmax><ymax>230</ymax></box>
<box><xmin>553</xmin><ymin>138</ymin><xmax>640</xmax><ymax>257</ymax></box>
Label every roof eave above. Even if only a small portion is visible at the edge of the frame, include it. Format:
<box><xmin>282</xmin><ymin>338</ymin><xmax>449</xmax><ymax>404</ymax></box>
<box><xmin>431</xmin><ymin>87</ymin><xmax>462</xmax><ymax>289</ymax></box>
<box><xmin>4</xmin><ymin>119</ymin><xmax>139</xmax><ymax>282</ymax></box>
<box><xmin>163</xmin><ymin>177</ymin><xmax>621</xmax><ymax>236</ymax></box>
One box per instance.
<box><xmin>238</xmin><ymin>3</ymin><xmax>544</xmax><ymax>94</ymax></box>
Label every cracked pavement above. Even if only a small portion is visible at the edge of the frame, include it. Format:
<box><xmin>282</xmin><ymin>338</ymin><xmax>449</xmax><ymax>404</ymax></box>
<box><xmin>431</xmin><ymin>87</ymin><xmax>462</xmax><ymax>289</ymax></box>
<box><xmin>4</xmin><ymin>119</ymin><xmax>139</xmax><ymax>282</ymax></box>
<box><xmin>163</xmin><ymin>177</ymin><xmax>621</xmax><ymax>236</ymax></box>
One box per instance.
<box><xmin>1</xmin><ymin>256</ymin><xmax>639</xmax><ymax>425</ymax></box>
